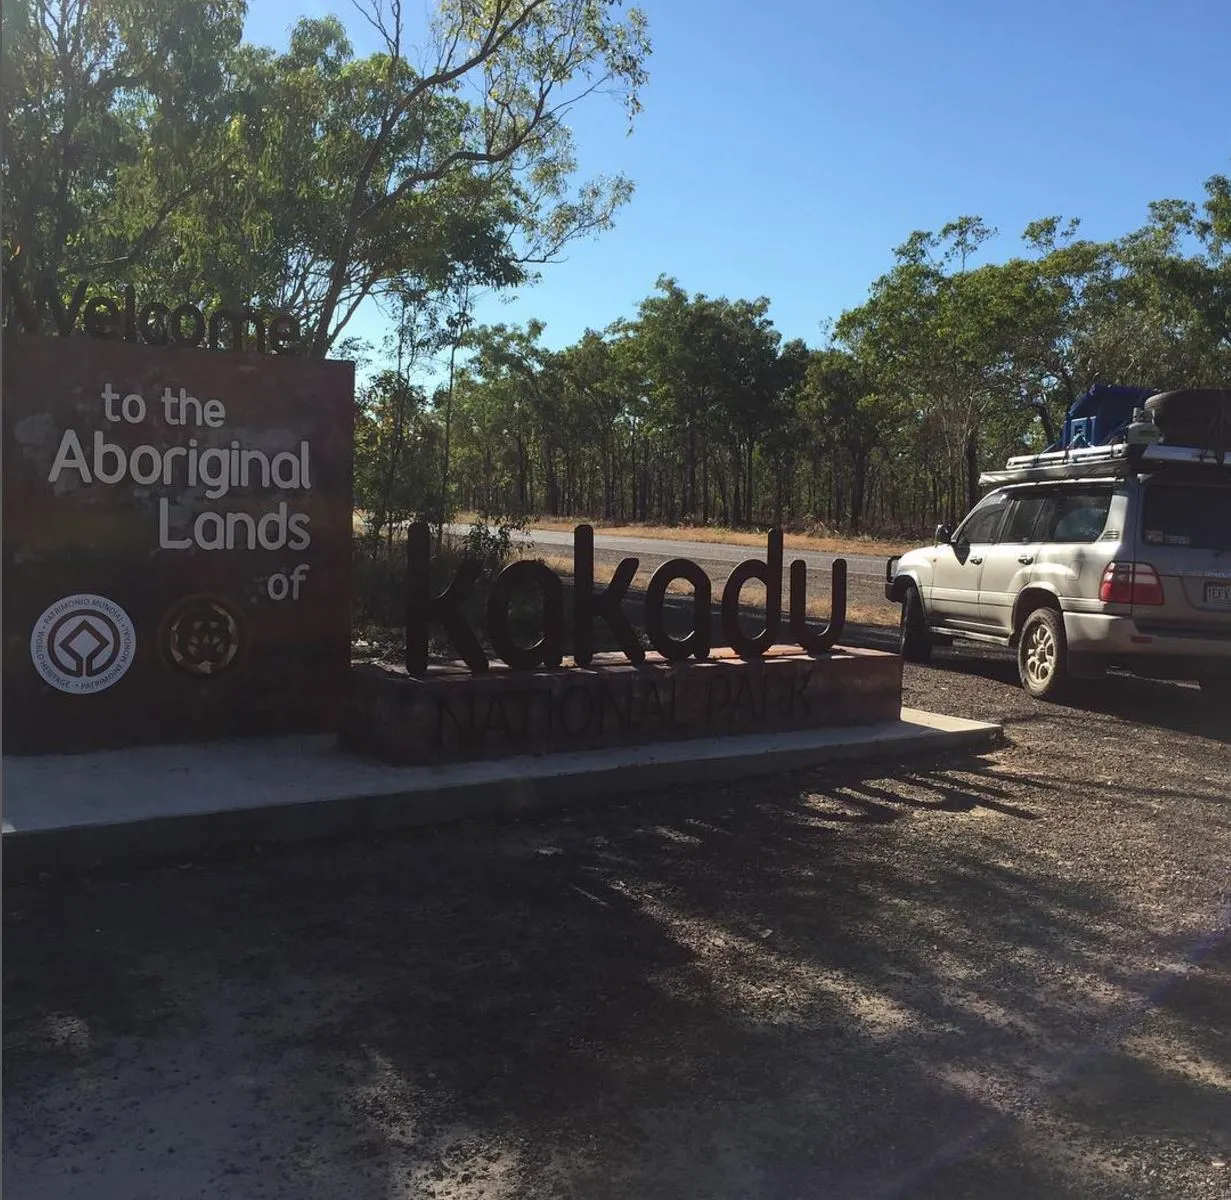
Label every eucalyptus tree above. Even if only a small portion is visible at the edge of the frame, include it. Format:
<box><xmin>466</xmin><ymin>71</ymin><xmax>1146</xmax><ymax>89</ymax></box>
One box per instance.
<box><xmin>3</xmin><ymin>0</ymin><xmax>651</xmax><ymax>360</ymax></box>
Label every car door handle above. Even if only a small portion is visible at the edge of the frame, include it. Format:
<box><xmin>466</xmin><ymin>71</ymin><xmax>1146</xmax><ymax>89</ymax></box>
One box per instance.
<box><xmin>969</xmin><ymin>555</ymin><xmax>983</xmax><ymax>565</ymax></box>
<box><xmin>1018</xmin><ymin>554</ymin><xmax>1034</xmax><ymax>565</ymax></box>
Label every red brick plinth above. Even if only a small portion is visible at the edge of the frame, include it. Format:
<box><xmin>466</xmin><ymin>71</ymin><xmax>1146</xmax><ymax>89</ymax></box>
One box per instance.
<box><xmin>339</xmin><ymin>645</ymin><xmax>903</xmax><ymax>766</ymax></box>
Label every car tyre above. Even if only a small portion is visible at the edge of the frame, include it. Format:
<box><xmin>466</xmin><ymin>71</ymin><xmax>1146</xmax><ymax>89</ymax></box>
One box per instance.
<box><xmin>1018</xmin><ymin>607</ymin><xmax>1069</xmax><ymax>700</ymax></box>
<box><xmin>899</xmin><ymin>585</ymin><xmax>933</xmax><ymax>663</ymax></box>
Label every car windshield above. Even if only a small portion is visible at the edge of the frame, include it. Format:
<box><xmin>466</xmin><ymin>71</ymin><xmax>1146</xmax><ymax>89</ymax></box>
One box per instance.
<box><xmin>1141</xmin><ymin>483</ymin><xmax>1231</xmax><ymax>552</ymax></box>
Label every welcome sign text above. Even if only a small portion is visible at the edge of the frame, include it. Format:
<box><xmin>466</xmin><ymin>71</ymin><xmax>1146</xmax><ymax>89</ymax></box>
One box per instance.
<box><xmin>47</xmin><ymin>383</ymin><xmax>314</xmax><ymax>553</ymax></box>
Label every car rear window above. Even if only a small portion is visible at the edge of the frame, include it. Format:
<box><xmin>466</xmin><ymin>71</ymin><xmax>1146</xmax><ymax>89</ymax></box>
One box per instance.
<box><xmin>1142</xmin><ymin>484</ymin><xmax>1231</xmax><ymax>551</ymax></box>
<box><xmin>1039</xmin><ymin>489</ymin><xmax>1113</xmax><ymax>544</ymax></box>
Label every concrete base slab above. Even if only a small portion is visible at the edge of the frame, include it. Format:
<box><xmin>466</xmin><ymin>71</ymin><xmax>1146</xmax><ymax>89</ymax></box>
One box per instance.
<box><xmin>2</xmin><ymin>708</ymin><xmax>1002</xmax><ymax>879</ymax></box>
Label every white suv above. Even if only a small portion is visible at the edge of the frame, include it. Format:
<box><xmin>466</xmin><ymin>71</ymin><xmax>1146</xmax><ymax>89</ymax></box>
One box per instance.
<box><xmin>885</xmin><ymin>458</ymin><xmax>1231</xmax><ymax>700</ymax></box>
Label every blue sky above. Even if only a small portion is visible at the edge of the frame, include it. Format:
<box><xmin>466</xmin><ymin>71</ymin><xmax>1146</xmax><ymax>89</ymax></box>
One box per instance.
<box><xmin>245</xmin><ymin>0</ymin><xmax>1231</xmax><ymax>363</ymax></box>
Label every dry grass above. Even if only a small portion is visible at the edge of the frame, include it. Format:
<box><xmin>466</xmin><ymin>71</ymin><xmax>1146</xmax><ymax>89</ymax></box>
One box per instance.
<box><xmin>459</xmin><ymin>512</ymin><xmax>909</xmax><ymax>557</ymax></box>
<box><xmin>529</xmin><ymin>550</ymin><xmax>898</xmax><ymax>629</ymax></box>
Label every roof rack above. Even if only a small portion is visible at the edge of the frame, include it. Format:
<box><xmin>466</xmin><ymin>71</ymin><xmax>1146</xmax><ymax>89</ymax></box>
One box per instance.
<box><xmin>979</xmin><ymin>442</ymin><xmax>1226</xmax><ymax>487</ymax></box>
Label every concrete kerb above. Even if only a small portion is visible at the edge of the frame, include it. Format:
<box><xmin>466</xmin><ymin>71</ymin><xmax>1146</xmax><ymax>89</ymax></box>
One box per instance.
<box><xmin>2</xmin><ymin>708</ymin><xmax>1003</xmax><ymax>880</ymax></box>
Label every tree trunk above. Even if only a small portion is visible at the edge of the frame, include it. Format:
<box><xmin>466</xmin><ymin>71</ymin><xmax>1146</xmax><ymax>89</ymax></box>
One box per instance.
<box><xmin>629</xmin><ymin>435</ymin><xmax>637</xmax><ymax>520</ymax></box>
<box><xmin>686</xmin><ymin>422</ymin><xmax>699</xmax><ymax>519</ymax></box>
<box><xmin>603</xmin><ymin>434</ymin><xmax>615</xmax><ymax>518</ymax></box>
<box><xmin>745</xmin><ymin>444</ymin><xmax>755</xmax><ymax>527</ymax></box>
<box><xmin>516</xmin><ymin>435</ymin><xmax>528</xmax><ymax>511</ymax></box>
<box><xmin>850</xmin><ymin>448</ymin><xmax>867</xmax><ymax>535</ymax></box>
<box><xmin>701</xmin><ymin>448</ymin><xmax>710</xmax><ymax>524</ymax></box>
<box><xmin>1032</xmin><ymin>400</ymin><xmax>1057</xmax><ymax>447</ymax></box>
<box><xmin>965</xmin><ymin>429</ymin><xmax>979</xmax><ymax>513</ymax></box>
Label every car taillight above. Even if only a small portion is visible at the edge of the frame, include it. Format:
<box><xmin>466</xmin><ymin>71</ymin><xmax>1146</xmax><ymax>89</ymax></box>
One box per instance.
<box><xmin>1100</xmin><ymin>562</ymin><xmax>1164</xmax><ymax>606</ymax></box>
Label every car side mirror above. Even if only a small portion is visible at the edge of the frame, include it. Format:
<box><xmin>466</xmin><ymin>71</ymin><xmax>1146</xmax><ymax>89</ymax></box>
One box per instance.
<box><xmin>935</xmin><ymin>524</ymin><xmax>953</xmax><ymax>546</ymax></box>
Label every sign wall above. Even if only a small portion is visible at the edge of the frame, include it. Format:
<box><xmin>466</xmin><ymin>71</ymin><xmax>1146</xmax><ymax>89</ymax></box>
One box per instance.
<box><xmin>3</xmin><ymin>335</ymin><xmax>354</xmax><ymax>754</ymax></box>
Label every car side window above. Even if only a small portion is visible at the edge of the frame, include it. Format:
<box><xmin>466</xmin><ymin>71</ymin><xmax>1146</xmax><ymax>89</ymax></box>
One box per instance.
<box><xmin>1041</xmin><ymin>489</ymin><xmax>1113</xmax><ymax>544</ymax></box>
<box><xmin>954</xmin><ymin>492</ymin><xmax>1010</xmax><ymax>545</ymax></box>
<box><xmin>1001</xmin><ymin>493</ymin><xmax>1051</xmax><ymax>543</ymax></box>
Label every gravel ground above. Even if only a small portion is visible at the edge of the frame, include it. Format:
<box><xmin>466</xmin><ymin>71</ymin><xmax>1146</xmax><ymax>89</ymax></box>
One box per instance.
<box><xmin>5</xmin><ymin>645</ymin><xmax>1231</xmax><ymax>1200</ymax></box>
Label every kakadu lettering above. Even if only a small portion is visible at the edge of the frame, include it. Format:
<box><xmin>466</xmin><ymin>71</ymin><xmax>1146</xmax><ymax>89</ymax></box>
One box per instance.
<box><xmin>406</xmin><ymin>523</ymin><xmax>847</xmax><ymax>674</ymax></box>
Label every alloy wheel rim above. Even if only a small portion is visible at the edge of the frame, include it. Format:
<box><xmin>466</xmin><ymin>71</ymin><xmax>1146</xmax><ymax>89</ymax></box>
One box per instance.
<box><xmin>1024</xmin><ymin>622</ymin><xmax>1055</xmax><ymax>686</ymax></box>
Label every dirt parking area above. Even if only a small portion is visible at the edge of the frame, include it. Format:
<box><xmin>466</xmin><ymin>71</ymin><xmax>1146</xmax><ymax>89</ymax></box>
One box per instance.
<box><xmin>5</xmin><ymin>647</ymin><xmax>1230</xmax><ymax>1199</ymax></box>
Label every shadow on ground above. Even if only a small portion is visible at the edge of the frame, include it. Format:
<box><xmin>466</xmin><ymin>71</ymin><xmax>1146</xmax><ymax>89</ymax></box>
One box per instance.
<box><xmin>897</xmin><ymin>641</ymin><xmax>1231</xmax><ymax>746</ymax></box>
<box><xmin>6</xmin><ymin>754</ymin><xmax>1227</xmax><ymax>1199</ymax></box>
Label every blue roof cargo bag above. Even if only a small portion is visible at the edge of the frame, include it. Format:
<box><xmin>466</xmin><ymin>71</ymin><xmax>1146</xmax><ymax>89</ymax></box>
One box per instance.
<box><xmin>1053</xmin><ymin>385</ymin><xmax>1154</xmax><ymax>451</ymax></box>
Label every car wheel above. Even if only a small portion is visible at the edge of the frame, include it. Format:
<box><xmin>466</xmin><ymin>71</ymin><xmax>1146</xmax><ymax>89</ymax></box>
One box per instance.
<box><xmin>1018</xmin><ymin>607</ymin><xmax>1069</xmax><ymax>700</ymax></box>
<box><xmin>899</xmin><ymin>585</ymin><xmax>933</xmax><ymax>663</ymax></box>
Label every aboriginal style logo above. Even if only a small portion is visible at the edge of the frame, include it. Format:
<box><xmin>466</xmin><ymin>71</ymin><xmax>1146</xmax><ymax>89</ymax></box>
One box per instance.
<box><xmin>161</xmin><ymin>594</ymin><xmax>244</xmax><ymax>677</ymax></box>
<box><xmin>30</xmin><ymin>594</ymin><xmax>136</xmax><ymax>694</ymax></box>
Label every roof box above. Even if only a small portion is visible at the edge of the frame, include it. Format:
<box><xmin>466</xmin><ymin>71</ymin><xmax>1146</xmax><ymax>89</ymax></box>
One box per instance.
<box><xmin>1144</xmin><ymin>388</ymin><xmax>1231</xmax><ymax>455</ymax></box>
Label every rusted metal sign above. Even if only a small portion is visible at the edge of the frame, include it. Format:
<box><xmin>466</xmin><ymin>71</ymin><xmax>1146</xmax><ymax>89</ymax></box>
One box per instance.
<box><xmin>3</xmin><ymin>334</ymin><xmax>354</xmax><ymax>754</ymax></box>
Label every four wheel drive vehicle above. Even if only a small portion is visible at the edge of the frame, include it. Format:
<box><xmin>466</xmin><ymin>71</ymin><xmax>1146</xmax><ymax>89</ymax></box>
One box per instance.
<box><xmin>884</xmin><ymin>437</ymin><xmax>1231</xmax><ymax>701</ymax></box>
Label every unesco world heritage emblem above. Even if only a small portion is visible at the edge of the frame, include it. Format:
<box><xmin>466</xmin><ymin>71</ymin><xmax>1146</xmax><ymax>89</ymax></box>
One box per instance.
<box><xmin>161</xmin><ymin>594</ymin><xmax>243</xmax><ymax>677</ymax></box>
<box><xmin>29</xmin><ymin>594</ymin><xmax>136</xmax><ymax>694</ymax></box>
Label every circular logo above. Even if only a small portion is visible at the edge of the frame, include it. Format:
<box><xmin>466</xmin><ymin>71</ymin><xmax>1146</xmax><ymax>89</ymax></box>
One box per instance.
<box><xmin>30</xmin><ymin>594</ymin><xmax>137</xmax><ymax>694</ymax></box>
<box><xmin>161</xmin><ymin>595</ymin><xmax>243</xmax><ymax>677</ymax></box>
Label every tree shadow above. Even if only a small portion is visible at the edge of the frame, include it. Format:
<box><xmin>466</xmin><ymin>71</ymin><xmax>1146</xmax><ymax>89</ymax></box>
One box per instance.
<box><xmin>1049</xmin><ymin>929</ymin><xmax>1231</xmax><ymax>1155</ymax></box>
<box><xmin>887</xmin><ymin>639</ymin><xmax>1231</xmax><ymax>746</ymax></box>
<box><xmin>6</xmin><ymin>760</ymin><xmax>1219</xmax><ymax>1199</ymax></box>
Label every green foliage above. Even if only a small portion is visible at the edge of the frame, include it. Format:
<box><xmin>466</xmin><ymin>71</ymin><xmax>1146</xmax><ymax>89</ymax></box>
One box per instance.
<box><xmin>460</xmin><ymin>518</ymin><xmax>527</xmax><ymax>583</ymax></box>
<box><xmin>352</xmin><ymin>520</ymin><xmax>524</xmax><ymax>646</ymax></box>
<box><xmin>3</xmin><ymin>0</ymin><xmax>651</xmax><ymax>357</ymax></box>
<box><xmin>354</xmin><ymin>369</ymin><xmax>444</xmax><ymax>542</ymax></box>
<box><xmin>5</xmin><ymin>4</ymin><xmax>1228</xmax><ymax>538</ymax></box>
<box><xmin>2</xmin><ymin>0</ymin><xmax>247</xmax><ymax>283</ymax></box>
<box><xmin>432</xmin><ymin>170</ymin><xmax>1231</xmax><ymax>537</ymax></box>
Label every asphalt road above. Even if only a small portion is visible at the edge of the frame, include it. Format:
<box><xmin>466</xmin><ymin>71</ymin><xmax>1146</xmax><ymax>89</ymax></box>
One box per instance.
<box><xmin>507</xmin><ymin>527</ymin><xmax>889</xmax><ymax>584</ymax></box>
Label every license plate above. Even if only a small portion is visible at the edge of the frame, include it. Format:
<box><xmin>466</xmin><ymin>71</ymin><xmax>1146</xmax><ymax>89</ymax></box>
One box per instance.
<box><xmin>1206</xmin><ymin>583</ymin><xmax>1231</xmax><ymax>607</ymax></box>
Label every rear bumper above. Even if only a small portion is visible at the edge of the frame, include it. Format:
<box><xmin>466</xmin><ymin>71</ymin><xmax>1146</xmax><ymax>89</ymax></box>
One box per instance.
<box><xmin>1063</xmin><ymin>612</ymin><xmax>1231</xmax><ymax>665</ymax></box>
